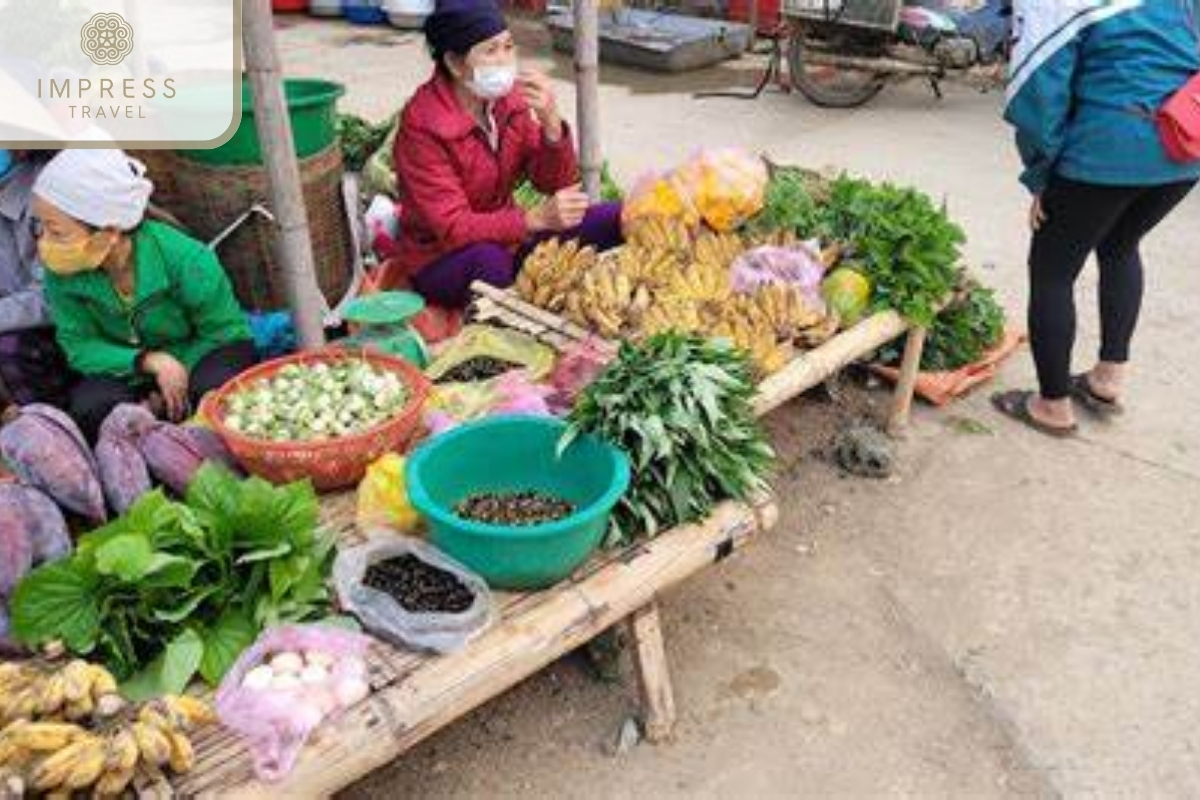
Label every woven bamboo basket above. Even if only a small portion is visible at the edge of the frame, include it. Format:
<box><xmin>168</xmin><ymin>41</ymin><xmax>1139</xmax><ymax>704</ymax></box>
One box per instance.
<box><xmin>131</xmin><ymin>145</ymin><xmax>353</xmax><ymax>313</ymax></box>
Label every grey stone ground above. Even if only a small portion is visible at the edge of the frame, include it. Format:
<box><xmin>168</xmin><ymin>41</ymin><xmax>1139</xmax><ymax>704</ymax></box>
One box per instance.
<box><xmin>275</xmin><ymin>17</ymin><xmax>1200</xmax><ymax>799</ymax></box>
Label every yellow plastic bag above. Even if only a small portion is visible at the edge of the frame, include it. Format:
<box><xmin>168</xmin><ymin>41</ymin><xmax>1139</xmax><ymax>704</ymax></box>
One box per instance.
<box><xmin>356</xmin><ymin>453</ymin><xmax>420</xmax><ymax>533</ymax></box>
<box><xmin>425</xmin><ymin>324</ymin><xmax>556</xmax><ymax>384</ymax></box>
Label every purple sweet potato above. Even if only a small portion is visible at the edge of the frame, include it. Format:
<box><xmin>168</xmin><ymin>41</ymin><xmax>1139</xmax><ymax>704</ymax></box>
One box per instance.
<box><xmin>0</xmin><ymin>410</ymin><xmax>106</xmax><ymax>523</ymax></box>
<box><xmin>11</xmin><ymin>485</ymin><xmax>71</xmax><ymax>564</ymax></box>
<box><xmin>140</xmin><ymin>424</ymin><xmax>206</xmax><ymax>495</ymax></box>
<box><xmin>183</xmin><ymin>426</ymin><xmax>242</xmax><ymax>475</ymax></box>
<box><xmin>0</xmin><ymin>498</ymin><xmax>34</xmax><ymax>597</ymax></box>
<box><xmin>96</xmin><ymin>433</ymin><xmax>153</xmax><ymax>515</ymax></box>
<box><xmin>99</xmin><ymin>403</ymin><xmax>158</xmax><ymax>444</ymax></box>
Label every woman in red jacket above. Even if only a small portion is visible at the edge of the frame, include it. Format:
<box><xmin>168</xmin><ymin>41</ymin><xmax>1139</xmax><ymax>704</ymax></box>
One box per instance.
<box><xmin>393</xmin><ymin>0</ymin><xmax>622</xmax><ymax>308</ymax></box>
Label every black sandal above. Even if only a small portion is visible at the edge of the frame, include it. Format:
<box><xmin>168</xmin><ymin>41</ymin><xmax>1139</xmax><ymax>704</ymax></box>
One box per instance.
<box><xmin>1070</xmin><ymin>374</ymin><xmax>1124</xmax><ymax>418</ymax></box>
<box><xmin>991</xmin><ymin>390</ymin><xmax>1078</xmax><ymax>439</ymax></box>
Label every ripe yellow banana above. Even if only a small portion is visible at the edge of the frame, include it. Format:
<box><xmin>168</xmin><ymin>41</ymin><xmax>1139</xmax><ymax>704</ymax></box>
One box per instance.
<box><xmin>29</xmin><ymin>735</ymin><xmax>105</xmax><ymax>791</ymax></box>
<box><xmin>131</xmin><ymin>722</ymin><xmax>171</xmax><ymax>768</ymax></box>
<box><xmin>93</xmin><ymin>764</ymin><xmax>136</xmax><ymax>797</ymax></box>
<box><xmin>105</xmin><ymin>728</ymin><xmax>140</xmax><ymax>772</ymax></box>
<box><xmin>60</xmin><ymin>661</ymin><xmax>92</xmax><ymax>705</ymax></box>
<box><xmin>1</xmin><ymin>721</ymin><xmax>86</xmax><ymax>752</ymax></box>
<box><xmin>165</xmin><ymin>729</ymin><xmax>196</xmax><ymax>774</ymax></box>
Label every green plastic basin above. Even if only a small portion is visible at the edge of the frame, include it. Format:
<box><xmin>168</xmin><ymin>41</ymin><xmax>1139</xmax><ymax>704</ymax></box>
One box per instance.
<box><xmin>182</xmin><ymin>77</ymin><xmax>345</xmax><ymax>166</ymax></box>
<box><xmin>406</xmin><ymin>416</ymin><xmax>631</xmax><ymax>591</ymax></box>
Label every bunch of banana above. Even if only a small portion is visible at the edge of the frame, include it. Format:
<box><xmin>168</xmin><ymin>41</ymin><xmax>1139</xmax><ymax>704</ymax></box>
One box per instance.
<box><xmin>0</xmin><ymin>659</ymin><xmax>123</xmax><ymax>727</ymax></box>
<box><xmin>744</xmin><ymin>229</ymin><xmax>802</xmax><ymax>250</ymax></box>
<box><xmin>515</xmin><ymin>239</ymin><xmax>596</xmax><ymax>313</ymax></box>
<box><xmin>708</xmin><ymin>299</ymin><xmax>792</xmax><ymax>377</ymax></box>
<box><xmin>625</xmin><ymin>216</ymin><xmax>693</xmax><ymax>256</ymax></box>
<box><xmin>610</xmin><ymin>246</ymin><xmax>681</xmax><ymax>293</ymax></box>
<box><xmin>565</xmin><ymin>263</ymin><xmax>635</xmax><ymax>338</ymax></box>
<box><xmin>752</xmin><ymin>283</ymin><xmax>827</xmax><ymax>342</ymax></box>
<box><xmin>638</xmin><ymin>297</ymin><xmax>705</xmax><ymax>339</ymax></box>
<box><xmin>0</xmin><ymin>689</ymin><xmax>213</xmax><ymax>797</ymax></box>
<box><xmin>692</xmin><ymin>232</ymin><xmax>745</xmax><ymax>274</ymax></box>
<box><xmin>795</xmin><ymin>312</ymin><xmax>841</xmax><ymax>349</ymax></box>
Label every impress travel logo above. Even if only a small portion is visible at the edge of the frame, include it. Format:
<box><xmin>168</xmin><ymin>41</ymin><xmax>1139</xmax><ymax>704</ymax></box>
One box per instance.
<box><xmin>0</xmin><ymin>0</ymin><xmax>241</xmax><ymax>148</ymax></box>
<box><xmin>81</xmin><ymin>13</ymin><xmax>135</xmax><ymax>66</ymax></box>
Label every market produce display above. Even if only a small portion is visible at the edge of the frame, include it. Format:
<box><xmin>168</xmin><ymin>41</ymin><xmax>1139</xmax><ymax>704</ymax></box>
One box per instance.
<box><xmin>223</xmin><ymin>360</ymin><xmax>409</xmax><ymax>441</ymax></box>
<box><xmin>564</xmin><ymin>334</ymin><xmax>774</xmax><ymax>544</ymax></box>
<box><xmin>0</xmin><ymin>657</ymin><xmax>213</xmax><ymax>796</ymax></box>
<box><xmin>236</xmin><ymin>646</ymin><xmax>369</xmax><ymax>708</ymax></box>
<box><xmin>514</xmin><ymin>162</ymin><xmax>624</xmax><ymax>210</ymax></box>
<box><xmin>434</xmin><ymin>356</ymin><xmax>523</xmax><ymax>384</ymax></box>
<box><xmin>455</xmin><ymin>491</ymin><xmax>576</xmax><ymax>527</ymax></box>
<box><xmin>9</xmin><ymin>465</ymin><xmax>335</xmax><ymax>697</ymax></box>
<box><xmin>337</xmin><ymin>113</ymin><xmax>396</xmax><ymax>174</ymax></box>
<box><xmin>879</xmin><ymin>279</ymin><xmax>1006</xmax><ymax>372</ymax></box>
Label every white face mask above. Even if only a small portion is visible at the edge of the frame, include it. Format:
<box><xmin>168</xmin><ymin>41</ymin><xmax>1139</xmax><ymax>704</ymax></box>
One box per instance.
<box><xmin>469</xmin><ymin>63</ymin><xmax>517</xmax><ymax>100</ymax></box>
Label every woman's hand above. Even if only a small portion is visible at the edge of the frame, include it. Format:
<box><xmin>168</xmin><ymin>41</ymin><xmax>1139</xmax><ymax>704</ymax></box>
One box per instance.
<box><xmin>1029</xmin><ymin>194</ymin><xmax>1047</xmax><ymax>232</ymax></box>
<box><xmin>519</xmin><ymin>70</ymin><xmax>561</xmax><ymax>136</ymax></box>
<box><xmin>142</xmin><ymin>351</ymin><xmax>190</xmax><ymax>421</ymax></box>
<box><xmin>526</xmin><ymin>185</ymin><xmax>589</xmax><ymax>233</ymax></box>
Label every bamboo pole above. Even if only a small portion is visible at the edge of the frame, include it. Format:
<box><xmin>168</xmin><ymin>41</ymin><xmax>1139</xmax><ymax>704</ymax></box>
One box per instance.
<box><xmin>242</xmin><ymin>0</ymin><xmax>327</xmax><ymax>350</ymax></box>
<box><xmin>887</xmin><ymin>326</ymin><xmax>927</xmax><ymax>436</ymax></box>
<box><xmin>753</xmin><ymin>311</ymin><xmax>911</xmax><ymax>417</ymax></box>
<box><xmin>173</xmin><ymin>499</ymin><xmax>777</xmax><ymax>798</ymax></box>
<box><xmin>574</xmin><ymin>0</ymin><xmax>603</xmax><ymax>200</ymax></box>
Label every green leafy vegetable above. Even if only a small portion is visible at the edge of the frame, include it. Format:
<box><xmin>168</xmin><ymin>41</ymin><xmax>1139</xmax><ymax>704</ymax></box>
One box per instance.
<box><xmin>880</xmin><ymin>279</ymin><xmax>1006</xmax><ymax>371</ymax></box>
<box><xmin>514</xmin><ymin>163</ymin><xmax>624</xmax><ymax>210</ymax></box>
<box><xmin>744</xmin><ymin>170</ymin><xmax>966</xmax><ymax>326</ymax></box>
<box><xmin>563</xmin><ymin>333</ymin><xmax>774</xmax><ymax>545</ymax></box>
<box><xmin>11</xmin><ymin>465</ymin><xmax>334</xmax><ymax>695</ymax></box>
<box><xmin>338</xmin><ymin>113</ymin><xmax>396</xmax><ymax>173</ymax></box>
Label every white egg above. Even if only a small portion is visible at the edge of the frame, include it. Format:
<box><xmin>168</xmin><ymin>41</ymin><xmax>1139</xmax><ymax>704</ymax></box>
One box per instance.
<box><xmin>333</xmin><ymin>676</ymin><xmax>370</xmax><ymax>708</ymax></box>
<box><xmin>270</xmin><ymin>651</ymin><xmax>304</xmax><ymax>674</ymax></box>
<box><xmin>304</xmin><ymin>650</ymin><xmax>336</xmax><ymax>670</ymax></box>
<box><xmin>300</xmin><ymin>664</ymin><xmax>330</xmax><ymax>685</ymax></box>
<box><xmin>271</xmin><ymin>673</ymin><xmax>303</xmax><ymax>692</ymax></box>
<box><xmin>242</xmin><ymin>665</ymin><xmax>275</xmax><ymax>691</ymax></box>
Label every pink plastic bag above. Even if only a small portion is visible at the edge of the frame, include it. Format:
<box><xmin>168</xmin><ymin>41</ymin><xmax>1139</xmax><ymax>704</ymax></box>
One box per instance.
<box><xmin>548</xmin><ymin>338</ymin><xmax>613</xmax><ymax>415</ymax></box>
<box><xmin>215</xmin><ymin>625</ymin><xmax>373</xmax><ymax>782</ymax></box>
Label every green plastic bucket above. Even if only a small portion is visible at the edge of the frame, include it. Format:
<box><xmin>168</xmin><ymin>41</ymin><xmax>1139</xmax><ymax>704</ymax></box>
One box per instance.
<box><xmin>406</xmin><ymin>416</ymin><xmax>631</xmax><ymax>591</ymax></box>
<box><xmin>182</xmin><ymin>77</ymin><xmax>345</xmax><ymax>166</ymax></box>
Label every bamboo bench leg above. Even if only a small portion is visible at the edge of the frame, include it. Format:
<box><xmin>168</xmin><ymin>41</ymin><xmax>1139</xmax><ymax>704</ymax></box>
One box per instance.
<box><xmin>628</xmin><ymin>601</ymin><xmax>677</xmax><ymax>743</ymax></box>
<box><xmin>887</xmin><ymin>326</ymin><xmax>928</xmax><ymax>437</ymax></box>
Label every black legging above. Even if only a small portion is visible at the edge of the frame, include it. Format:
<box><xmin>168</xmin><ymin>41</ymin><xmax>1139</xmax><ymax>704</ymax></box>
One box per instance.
<box><xmin>70</xmin><ymin>339</ymin><xmax>258</xmax><ymax>442</ymax></box>
<box><xmin>1028</xmin><ymin>176</ymin><xmax>1196</xmax><ymax>400</ymax></box>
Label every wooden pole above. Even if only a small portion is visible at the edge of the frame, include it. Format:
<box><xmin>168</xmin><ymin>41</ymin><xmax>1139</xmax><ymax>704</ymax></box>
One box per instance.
<box><xmin>629</xmin><ymin>602</ymin><xmax>677</xmax><ymax>742</ymax></box>
<box><xmin>242</xmin><ymin>0</ymin><xmax>327</xmax><ymax>350</ymax></box>
<box><xmin>574</xmin><ymin>0</ymin><xmax>603</xmax><ymax>201</ymax></box>
<box><xmin>887</xmin><ymin>326</ymin><xmax>927</xmax><ymax>436</ymax></box>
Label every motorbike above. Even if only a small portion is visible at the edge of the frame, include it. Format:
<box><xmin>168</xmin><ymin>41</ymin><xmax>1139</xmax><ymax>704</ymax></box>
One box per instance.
<box><xmin>784</xmin><ymin>0</ymin><xmax>1012</xmax><ymax>107</ymax></box>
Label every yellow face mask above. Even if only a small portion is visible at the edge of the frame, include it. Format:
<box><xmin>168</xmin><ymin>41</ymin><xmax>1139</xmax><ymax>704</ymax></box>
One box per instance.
<box><xmin>38</xmin><ymin>233</ymin><xmax>113</xmax><ymax>276</ymax></box>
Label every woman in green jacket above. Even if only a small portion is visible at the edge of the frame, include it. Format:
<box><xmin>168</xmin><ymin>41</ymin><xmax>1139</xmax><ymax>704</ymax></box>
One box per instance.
<box><xmin>32</xmin><ymin>149</ymin><xmax>256</xmax><ymax>441</ymax></box>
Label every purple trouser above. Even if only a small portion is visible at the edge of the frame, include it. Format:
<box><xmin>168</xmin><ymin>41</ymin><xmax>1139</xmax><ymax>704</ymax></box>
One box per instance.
<box><xmin>411</xmin><ymin>202</ymin><xmax>624</xmax><ymax>308</ymax></box>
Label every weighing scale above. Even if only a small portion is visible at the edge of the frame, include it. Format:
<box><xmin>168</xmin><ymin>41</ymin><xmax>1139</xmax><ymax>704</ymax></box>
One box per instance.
<box><xmin>338</xmin><ymin>291</ymin><xmax>429</xmax><ymax>368</ymax></box>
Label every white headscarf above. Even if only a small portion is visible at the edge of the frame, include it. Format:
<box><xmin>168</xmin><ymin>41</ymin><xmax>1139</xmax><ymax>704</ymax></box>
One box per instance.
<box><xmin>32</xmin><ymin>149</ymin><xmax>154</xmax><ymax>231</ymax></box>
<box><xmin>1007</xmin><ymin>0</ymin><xmax>1143</xmax><ymax>100</ymax></box>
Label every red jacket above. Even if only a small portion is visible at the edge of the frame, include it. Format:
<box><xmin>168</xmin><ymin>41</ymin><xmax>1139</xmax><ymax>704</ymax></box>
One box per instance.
<box><xmin>393</xmin><ymin>71</ymin><xmax>580</xmax><ymax>278</ymax></box>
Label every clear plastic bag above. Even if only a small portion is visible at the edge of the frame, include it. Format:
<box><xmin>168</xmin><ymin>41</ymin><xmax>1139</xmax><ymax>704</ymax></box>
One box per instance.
<box><xmin>425</xmin><ymin>370</ymin><xmax>554</xmax><ymax>435</ymax></box>
<box><xmin>334</xmin><ymin>533</ymin><xmax>493</xmax><ymax>654</ymax></box>
<box><xmin>622</xmin><ymin>149</ymin><xmax>768</xmax><ymax>234</ymax></box>
<box><xmin>356</xmin><ymin>454</ymin><xmax>420</xmax><ymax>533</ymax></box>
<box><xmin>732</xmin><ymin>243</ymin><xmax>828</xmax><ymax>309</ymax></box>
<box><xmin>215</xmin><ymin>625</ymin><xmax>373</xmax><ymax>782</ymax></box>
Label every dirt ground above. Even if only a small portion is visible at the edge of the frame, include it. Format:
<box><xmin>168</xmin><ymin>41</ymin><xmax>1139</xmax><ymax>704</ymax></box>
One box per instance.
<box><xmin>273</xmin><ymin>16</ymin><xmax>1200</xmax><ymax>798</ymax></box>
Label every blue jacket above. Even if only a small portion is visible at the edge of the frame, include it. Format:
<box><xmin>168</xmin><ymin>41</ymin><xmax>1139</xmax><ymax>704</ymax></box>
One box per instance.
<box><xmin>1005</xmin><ymin>0</ymin><xmax>1200</xmax><ymax>195</ymax></box>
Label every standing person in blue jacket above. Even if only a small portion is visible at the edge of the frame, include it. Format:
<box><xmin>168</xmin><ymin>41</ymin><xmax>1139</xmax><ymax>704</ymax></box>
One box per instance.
<box><xmin>994</xmin><ymin>0</ymin><xmax>1200</xmax><ymax>437</ymax></box>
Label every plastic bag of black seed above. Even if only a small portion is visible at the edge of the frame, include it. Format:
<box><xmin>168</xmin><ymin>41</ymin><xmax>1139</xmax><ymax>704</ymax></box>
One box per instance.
<box><xmin>333</xmin><ymin>532</ymin><xmax>494</xmax><ymax>654</ymax></box>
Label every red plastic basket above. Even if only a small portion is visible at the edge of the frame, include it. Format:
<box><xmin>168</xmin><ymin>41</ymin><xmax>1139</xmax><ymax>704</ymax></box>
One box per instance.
<box><xmin>201</xmin><ymin>349</ymin><xmax>431</xmax><ymax>491</ymax></box>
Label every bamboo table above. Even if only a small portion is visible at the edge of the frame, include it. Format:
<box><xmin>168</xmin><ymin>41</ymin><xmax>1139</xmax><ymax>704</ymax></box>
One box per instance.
<box><xmin>166</xmin><ymin>496</ymin><xmax>777</xmax><ymax>798</ymax></box>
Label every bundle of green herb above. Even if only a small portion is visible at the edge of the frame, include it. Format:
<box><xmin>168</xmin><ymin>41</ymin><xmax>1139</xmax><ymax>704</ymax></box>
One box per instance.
<box><xmin>563</xmin><ymin>334</ymin><xmax>774</xmax><ymax>546</ymax></box>
<box><xmin>10</xmin><ymin>465</ymin><xmax>335</xmax><ymax>698</ymax></box>
<box><xmin>880</xmin><ymin>280</ymin><xmax>1006</xmax><ymax>372</ymax></box>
